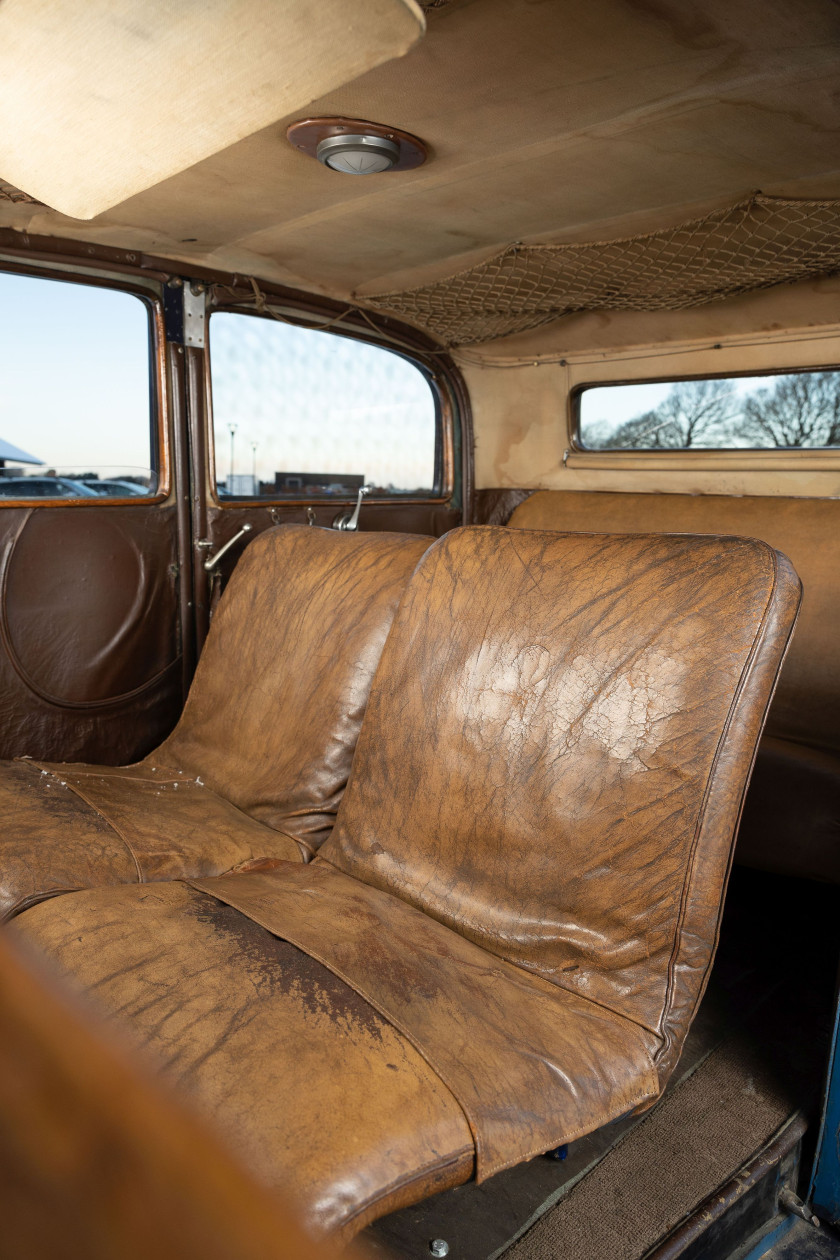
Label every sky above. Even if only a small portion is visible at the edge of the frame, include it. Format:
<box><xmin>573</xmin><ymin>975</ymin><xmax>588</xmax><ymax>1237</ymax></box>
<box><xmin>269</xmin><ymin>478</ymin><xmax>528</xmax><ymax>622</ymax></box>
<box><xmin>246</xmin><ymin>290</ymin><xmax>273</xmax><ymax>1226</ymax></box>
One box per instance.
<box><xmin>209</xmin><ymin>313</ymin><xmax>436</xmax><ymax>492</ymax></box>
<box><xmin>0</xmin><ymin>270</ymin><xmax>152</xmax><ymax>476</ymax></box>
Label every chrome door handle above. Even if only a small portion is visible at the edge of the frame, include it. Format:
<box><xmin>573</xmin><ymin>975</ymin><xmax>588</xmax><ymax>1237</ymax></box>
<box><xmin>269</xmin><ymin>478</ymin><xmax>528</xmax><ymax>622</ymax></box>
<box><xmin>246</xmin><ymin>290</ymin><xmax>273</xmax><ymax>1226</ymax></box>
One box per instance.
<box><xmin>201</xmin><ymin>523</ymin><xmax>253</xmax><ymax>571</ymax></box>
<box><xmin>332</xmin><ymin>485</ymin><xmax>372</xmax><ymax>532</ymax></box>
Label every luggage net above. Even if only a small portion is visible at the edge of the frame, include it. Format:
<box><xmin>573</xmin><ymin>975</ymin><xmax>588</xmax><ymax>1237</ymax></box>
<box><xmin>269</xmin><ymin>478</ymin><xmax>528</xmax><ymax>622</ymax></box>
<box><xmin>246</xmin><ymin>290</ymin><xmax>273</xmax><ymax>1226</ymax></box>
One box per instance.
<box><xmin>361</xmin><ymin>195</ymin><xmax>840</xmax><ymax>346</ymax></box>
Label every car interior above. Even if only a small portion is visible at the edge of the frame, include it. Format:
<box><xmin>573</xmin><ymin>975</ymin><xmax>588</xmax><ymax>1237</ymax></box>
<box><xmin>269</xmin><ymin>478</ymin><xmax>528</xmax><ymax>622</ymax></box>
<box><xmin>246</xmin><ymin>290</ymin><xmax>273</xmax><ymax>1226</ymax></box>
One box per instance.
<box><xmin>0</xmin><ymin>2</ymin><xmax>839</xmax><ymax>1258</ymax></box>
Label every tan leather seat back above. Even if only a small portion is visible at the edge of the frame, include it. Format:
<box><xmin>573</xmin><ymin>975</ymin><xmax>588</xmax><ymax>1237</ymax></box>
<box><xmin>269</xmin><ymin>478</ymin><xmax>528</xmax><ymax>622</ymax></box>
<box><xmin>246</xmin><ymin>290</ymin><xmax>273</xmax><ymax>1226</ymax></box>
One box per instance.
<box><xmin>508</xmin><ymin>491</ymin><xmax>840</xmax><ymax>754</ymax></box>
<box><xmin>154</xmin><ymin>525</ymin><xmax>431</xmax><ymax>851</ymax></box>
<box><xmin>323</xmin><ymin>526</ymin><xmax>799</xmax><ymax>1070</ymax></box>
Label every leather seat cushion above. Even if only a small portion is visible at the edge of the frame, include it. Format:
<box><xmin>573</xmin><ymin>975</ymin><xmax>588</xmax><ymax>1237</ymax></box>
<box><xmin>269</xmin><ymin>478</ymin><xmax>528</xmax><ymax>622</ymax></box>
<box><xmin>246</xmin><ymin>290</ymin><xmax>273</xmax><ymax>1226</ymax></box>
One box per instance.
<box><xmin>12</xmin><ymin>880</ymin><xmax>474</xmax><ymax>1240</ymax></box>
<box><xmin>188</xmin><ymin>862</ymin><xmax>660</xmax><ymax>1181</ymax></box>
<box><xmin>14</xmin><ymin>862</ymin><xmax>661</xmax><ymax>1233</ymax></box>
<box><xmin>736</xmin><ymin>735</ymin><xmax>840</xmax><ymax>884</ymax></box>
<box><xmin>0</xmin><ymin>760</ymin><xmax>301</xmax><ymax>920</ymax></box>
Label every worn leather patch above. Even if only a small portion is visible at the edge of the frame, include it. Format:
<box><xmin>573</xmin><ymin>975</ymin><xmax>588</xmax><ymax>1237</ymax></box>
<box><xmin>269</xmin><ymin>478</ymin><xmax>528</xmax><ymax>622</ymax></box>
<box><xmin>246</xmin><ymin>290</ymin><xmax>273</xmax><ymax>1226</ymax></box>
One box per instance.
<box><xmin>13</xmin><ymin>880</ymin><xmax>474</xmax><ymax>1238</ymax></box>
<box><xmin>189</xmin><ymin>862</ymin><xmax>661</xmax><ymax>1181</ymax></box>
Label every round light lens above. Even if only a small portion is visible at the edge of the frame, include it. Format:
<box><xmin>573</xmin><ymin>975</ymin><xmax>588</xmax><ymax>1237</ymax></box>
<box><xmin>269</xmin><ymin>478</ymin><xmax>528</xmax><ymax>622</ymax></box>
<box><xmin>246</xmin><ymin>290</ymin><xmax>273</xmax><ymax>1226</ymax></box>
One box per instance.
<box><xmin>315</xmin><ymin>134</ymin><xmax>400</xmax><ymax>175</ymax></box>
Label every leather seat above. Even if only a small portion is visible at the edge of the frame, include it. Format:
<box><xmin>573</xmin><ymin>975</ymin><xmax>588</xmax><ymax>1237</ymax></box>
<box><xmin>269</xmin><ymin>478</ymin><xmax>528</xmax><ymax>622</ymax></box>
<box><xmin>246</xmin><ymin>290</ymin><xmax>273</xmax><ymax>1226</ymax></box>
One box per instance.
<box><xmin>13</xmin><ymin>526</ymin><xmax>800</xmax><ymax>1237</ymax></box>
<box><xmin>0</xmin><ymin>525</ymin><xmax>431</xmax><ymax>920</ymax></box>
<box><xmin>10</xmin><ymin>880</ymin><xmax>476</xmax><ymax>1240</ymax></box>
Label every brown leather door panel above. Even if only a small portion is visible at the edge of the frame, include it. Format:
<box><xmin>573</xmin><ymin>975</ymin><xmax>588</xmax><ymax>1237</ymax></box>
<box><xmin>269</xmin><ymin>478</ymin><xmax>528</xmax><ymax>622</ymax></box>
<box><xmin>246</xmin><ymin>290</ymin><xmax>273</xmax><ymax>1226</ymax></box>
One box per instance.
<box><xmin>0</xmin><ymin>504</ymin><xmax>182</xmax><ymax>764</ymax></box>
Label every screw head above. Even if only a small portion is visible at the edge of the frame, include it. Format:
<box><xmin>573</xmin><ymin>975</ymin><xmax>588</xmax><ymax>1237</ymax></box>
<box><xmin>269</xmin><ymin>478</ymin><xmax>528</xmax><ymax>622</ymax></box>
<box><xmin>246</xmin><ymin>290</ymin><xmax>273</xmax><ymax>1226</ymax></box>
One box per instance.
<box><xmin>430</xmin><ymin>1242</ymin><xmax>449</xmax><ymax>1258</ymax></box>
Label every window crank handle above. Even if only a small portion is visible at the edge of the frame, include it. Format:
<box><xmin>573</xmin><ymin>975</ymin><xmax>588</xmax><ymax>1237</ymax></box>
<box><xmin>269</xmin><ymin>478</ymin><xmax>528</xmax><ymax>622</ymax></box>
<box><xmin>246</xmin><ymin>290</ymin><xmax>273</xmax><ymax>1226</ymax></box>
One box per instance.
<box><xmin>202</xmin><ymin>523</ymin><xmax>253</xmax><ymax>571</ymax></box>
<box><xmin>333</xmin><ymin>485</ymin><xmax>372</xmax><ymax>532</ymax></box>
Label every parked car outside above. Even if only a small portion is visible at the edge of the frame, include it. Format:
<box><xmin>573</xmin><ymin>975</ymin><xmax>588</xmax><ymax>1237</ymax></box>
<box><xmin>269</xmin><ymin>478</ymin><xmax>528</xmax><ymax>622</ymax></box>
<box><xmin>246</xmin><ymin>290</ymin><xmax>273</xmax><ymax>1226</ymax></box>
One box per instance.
<box><xmin>0</xmin><ymin>476</ymin><xmax>100</xmax><ymax>498</ymax></box>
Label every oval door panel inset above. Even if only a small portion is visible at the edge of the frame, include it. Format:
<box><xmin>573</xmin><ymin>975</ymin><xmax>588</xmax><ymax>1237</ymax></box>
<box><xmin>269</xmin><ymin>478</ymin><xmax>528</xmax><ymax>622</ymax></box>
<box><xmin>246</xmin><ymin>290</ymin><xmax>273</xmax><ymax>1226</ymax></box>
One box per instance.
<box><xmin>3</xmin><ymin>508</ymin><xmax>179</xmax><ymax>706</ymax></box>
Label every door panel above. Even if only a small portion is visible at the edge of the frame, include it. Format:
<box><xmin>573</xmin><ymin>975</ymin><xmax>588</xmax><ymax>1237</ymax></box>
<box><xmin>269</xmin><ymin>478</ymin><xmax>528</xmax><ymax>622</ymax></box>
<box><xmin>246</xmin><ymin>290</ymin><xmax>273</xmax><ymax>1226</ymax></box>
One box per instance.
<box><xmin>0</xmin><ymin>259</ymin><xmax>185</xmax><ymax>765</ymax></box>
<box><xmin>0</xmin><ymin>504</ymin><xmax>182</xmax><ymax>763</ymax></box>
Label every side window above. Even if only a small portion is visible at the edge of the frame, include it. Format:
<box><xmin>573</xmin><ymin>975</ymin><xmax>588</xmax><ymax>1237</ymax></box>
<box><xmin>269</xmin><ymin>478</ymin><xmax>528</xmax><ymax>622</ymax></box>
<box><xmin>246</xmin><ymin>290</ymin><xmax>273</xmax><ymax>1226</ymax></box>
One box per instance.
<box><xmin>209</xmin><ymin>313</ymin><xmax>440</xmax><ymax>499</ymax></box>
<box><xmin>0</xmin><ymin>270</ymin><xmax>156</xmax><ymax>500</ymax></box>
<box><xmin>577</xmin><ymin>369</ymin><xmax>840</xmax><ymax>450</ymax></box>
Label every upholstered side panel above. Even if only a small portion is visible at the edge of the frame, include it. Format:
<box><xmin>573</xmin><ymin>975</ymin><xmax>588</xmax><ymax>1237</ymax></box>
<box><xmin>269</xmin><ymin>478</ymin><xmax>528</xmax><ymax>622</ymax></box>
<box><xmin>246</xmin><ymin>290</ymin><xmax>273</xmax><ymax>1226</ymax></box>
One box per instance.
<box><xmin>508</xmin><ymin>491</ymin><xmax>837</xmax><ymax>752</ymax></box>
<box><xmin>733</xmin><ymin>735</ymin><xmax>840</xmax><ymax>885</ymax></box>
<box><xmin>0</xmin><ymin>505</ymin><xmax>182</xmax><ymax>765</ymax></box>
<box><xmin>324</xmin><ymin>527</ymin><xmax>799</xmax><ymax>1047</ymax></box>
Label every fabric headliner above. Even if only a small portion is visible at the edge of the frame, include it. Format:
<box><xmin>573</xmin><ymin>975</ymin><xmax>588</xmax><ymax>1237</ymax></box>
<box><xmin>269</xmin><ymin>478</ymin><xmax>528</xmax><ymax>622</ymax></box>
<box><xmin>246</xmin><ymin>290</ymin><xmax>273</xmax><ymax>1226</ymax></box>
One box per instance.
<box><xmin>0</xmin><ymin>0</ymin><xmax>423</xmax><ymax>219</ymax></box>
<box><xmin>3</xmin><ymin>0</ymin><xmax>840</xmax><ymax>318</ymax></box>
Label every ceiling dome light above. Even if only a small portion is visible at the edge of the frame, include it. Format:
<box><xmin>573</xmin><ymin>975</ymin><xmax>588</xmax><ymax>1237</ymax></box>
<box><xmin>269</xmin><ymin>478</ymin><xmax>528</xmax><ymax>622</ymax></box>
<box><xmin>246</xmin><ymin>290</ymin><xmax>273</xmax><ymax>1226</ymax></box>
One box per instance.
<box><xmin>316</xmin><ymin>133</ymin><xmax>400</xmax><ymax>175</ymax></box>
<box><xmin>287</xmin><ymin>118</ymin><xmax>428</xmax><ymax>174</ymax></box>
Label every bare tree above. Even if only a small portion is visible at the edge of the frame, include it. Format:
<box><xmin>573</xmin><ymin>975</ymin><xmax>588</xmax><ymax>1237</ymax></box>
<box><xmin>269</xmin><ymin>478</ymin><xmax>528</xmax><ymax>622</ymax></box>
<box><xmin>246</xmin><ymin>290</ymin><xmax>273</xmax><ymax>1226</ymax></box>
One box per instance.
<box><xmin>591</xmin><ymin>379</ymin><xmax>737</xmax><ymax>449</ymax></box>
<box><xmin>735</xmin><ymin>372</ymin><xmax>840</xmax><ymax>448</ymax></box>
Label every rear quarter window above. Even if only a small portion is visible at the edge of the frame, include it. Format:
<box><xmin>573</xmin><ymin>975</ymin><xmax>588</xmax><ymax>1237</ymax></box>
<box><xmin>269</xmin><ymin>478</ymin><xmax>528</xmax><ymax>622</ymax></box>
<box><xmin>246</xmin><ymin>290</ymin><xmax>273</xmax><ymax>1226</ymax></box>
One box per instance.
<box><xmin>577</xmin><ymin>369</ymin><xmax>840</xmax><ymax>450</ymax></box>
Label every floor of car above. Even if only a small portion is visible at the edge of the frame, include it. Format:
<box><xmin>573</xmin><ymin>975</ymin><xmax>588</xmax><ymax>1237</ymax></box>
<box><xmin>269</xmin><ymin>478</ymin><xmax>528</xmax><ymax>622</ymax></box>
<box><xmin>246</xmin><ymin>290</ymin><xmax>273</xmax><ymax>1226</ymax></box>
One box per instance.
<box><xmin>760</xmin><ymin>1218</ymin><xmax>840</xmax><ymax>1259</ymax></box>
<box><xmin>364</xmin><ymin>868</ymin><xmax>840</xmax><ymax>1260</ymax></box>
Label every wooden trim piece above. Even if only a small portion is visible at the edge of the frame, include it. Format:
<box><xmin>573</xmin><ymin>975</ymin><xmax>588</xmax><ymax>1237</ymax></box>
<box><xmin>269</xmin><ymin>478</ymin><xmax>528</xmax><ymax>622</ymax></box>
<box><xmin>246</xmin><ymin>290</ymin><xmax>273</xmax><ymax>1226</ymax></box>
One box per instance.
<box><xmin>565</xmin><ymin>450</ymin><xmax>840</xmax><ymax>472</ymax></box>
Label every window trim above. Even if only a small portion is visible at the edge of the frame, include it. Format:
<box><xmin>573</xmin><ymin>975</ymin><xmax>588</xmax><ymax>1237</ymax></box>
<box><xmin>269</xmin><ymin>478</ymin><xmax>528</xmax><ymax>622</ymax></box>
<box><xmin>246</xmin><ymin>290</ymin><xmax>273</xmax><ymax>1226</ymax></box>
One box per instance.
<box><xmin>0</xmin><ymin>260</ymin><xmax>169</xmax><ymax>508</ymax></box>
<box><xmin>204</xmin><ymin>300</ymin><xmax>456</xmax><ymax>509</ymax></box>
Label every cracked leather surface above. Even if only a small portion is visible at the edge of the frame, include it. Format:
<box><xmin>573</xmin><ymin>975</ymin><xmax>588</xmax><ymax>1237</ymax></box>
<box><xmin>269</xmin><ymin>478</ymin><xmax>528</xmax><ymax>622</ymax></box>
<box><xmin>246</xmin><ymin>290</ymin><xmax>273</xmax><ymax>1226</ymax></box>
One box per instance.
<box><xmin>11</xmin><ymin>880</ymin><xmax>474</xmax><ymax>1240</ymax></box>
<box><xmin>0</xmin><ymin>525</ymin><xmax>431</xmax><ymax>920</ymax></box>
<box><xmin>323</xmin><ymin>528</ymin><xmax>800</xmax><ymax>1074</ymax></box>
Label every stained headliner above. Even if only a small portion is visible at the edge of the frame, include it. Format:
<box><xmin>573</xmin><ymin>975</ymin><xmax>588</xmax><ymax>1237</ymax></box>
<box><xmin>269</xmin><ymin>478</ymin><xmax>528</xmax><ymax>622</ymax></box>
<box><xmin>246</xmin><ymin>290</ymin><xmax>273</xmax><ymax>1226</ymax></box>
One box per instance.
<box><xmin>2</xmin><ymin>0</ymin><xmax>840</xmax><ymax>344</ymax></box>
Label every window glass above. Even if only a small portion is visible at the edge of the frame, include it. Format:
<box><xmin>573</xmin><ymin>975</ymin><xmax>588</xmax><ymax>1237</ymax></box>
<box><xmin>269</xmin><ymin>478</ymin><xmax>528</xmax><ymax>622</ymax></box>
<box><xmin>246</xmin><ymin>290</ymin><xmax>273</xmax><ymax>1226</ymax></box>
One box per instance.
<box><xmin>209</xmin><ymin>313</ymin><xmax>438</xmax><ymax>498</ymax></box>
<box><xmin>578</xmin><ymin>370</ymin><xmax>840</xmax><ymax>450</ymax></box>
<box><xmin>0</xmin><ymin>270</ymin><xmax>155</xmax><ymax>499</ymax></box>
